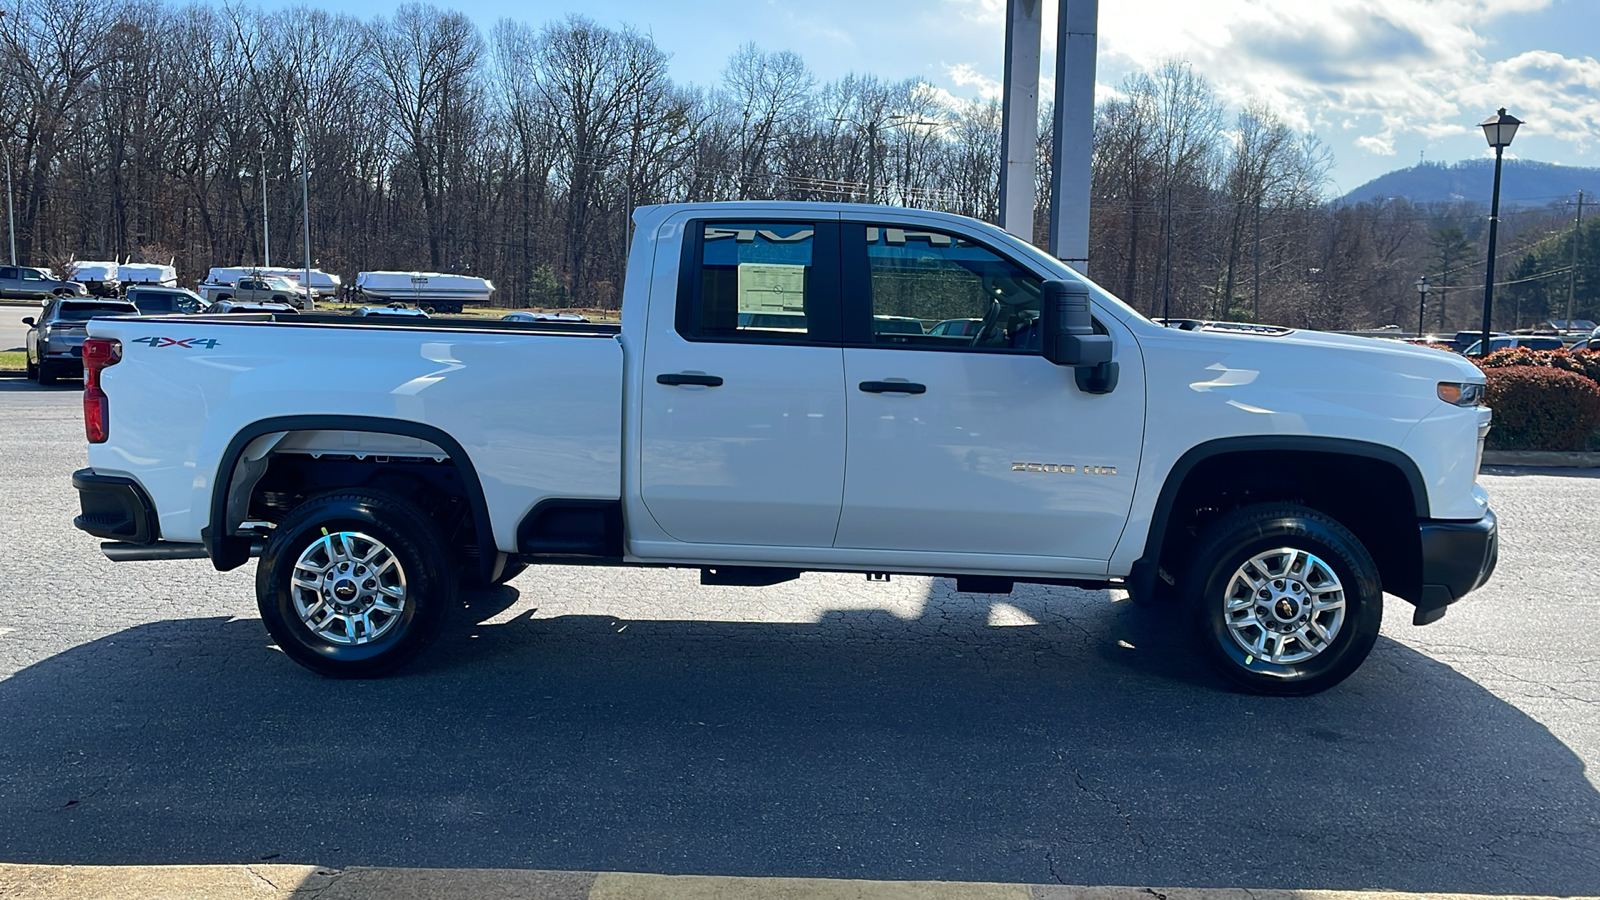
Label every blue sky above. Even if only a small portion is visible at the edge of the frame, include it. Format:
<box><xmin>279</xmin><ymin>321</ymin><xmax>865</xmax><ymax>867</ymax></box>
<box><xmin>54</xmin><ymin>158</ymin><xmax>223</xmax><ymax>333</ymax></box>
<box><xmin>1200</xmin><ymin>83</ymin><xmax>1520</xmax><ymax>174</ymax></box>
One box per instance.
<box><xmin>260</xmin><ymin>0</ymin><xmax>1599</xmax><ymax>199</ymax></box>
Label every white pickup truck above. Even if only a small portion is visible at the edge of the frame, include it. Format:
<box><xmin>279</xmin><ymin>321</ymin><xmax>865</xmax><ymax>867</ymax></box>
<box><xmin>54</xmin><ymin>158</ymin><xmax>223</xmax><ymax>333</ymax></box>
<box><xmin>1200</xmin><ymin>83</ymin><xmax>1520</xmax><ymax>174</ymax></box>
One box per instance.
<box><xmin>72</xmin><ymin>202</ymin><xmax>1497</xmax><ymax>694</ymax></box>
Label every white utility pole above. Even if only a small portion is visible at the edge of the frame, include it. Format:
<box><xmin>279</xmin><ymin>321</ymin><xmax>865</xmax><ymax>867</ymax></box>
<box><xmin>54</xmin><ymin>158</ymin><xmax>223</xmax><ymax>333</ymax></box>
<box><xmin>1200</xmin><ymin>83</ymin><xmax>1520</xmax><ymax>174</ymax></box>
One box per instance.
<box><xmin>1048</xmin><ymin>0</ymin><xmax>1097</xmax><ymax>275</ymax></box>
<box><xmin>299</xmin><ymin>121</ymin><xmax>311</xmax><ymax>303</ymax></box>
<box><xmin>5</xmin><ymin>149</ymin><xmax>15</xmax><ymax>266</ymax></box>
<box><xmin>261</xmin><ymin>145</ymin><xmax>270</xmax><ymax>268</ymax></box>
<box><xmin>998</xmin><ymin>0</ymin><xmax>1041</xmax><ymax>241</ymax></box>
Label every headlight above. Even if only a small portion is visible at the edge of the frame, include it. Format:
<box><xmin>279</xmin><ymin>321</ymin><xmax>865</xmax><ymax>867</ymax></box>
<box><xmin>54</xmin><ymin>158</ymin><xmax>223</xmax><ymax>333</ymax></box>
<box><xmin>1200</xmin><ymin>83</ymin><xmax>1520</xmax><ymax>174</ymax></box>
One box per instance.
<box><xmin>1438</xmin><ymin>382</ymin><xmax>1486</xmax><ymax>407</ymax></box>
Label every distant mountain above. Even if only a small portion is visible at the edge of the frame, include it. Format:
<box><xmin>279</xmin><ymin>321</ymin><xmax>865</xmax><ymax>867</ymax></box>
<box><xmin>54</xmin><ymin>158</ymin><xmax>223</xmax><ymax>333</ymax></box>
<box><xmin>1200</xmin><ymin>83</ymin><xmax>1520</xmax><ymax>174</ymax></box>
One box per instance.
<box><xmin>1339</xmin><ymin>159</ymin><xmax>1598</xmax><ymax>208</ymax></box>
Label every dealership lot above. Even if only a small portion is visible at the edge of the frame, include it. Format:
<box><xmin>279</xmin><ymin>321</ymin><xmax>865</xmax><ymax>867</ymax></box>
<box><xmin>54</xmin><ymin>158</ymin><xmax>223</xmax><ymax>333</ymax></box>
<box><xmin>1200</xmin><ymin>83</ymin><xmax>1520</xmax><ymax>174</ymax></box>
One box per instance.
<box><xmin>0</xmin><ymin>379</ymin><xmax>1597</xmax><ymax>895</ymax></box>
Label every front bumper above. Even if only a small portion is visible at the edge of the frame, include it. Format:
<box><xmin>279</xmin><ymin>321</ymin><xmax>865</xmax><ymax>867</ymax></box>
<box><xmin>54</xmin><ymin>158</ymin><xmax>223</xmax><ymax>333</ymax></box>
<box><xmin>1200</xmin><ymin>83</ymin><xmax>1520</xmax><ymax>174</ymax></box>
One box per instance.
<box><xmin>1414</xmin><ymin>508</ymin><xmax>1498</xmax><ymax>625</ymax></box>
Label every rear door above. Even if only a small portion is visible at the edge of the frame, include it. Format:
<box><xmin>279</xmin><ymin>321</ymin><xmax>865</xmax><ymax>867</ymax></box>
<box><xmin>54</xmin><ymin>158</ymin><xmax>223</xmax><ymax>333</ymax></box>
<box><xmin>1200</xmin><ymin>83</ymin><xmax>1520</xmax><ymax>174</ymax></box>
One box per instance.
<box><xmin>832</xmin><ymin>221</ymin><xmax>1145</xmax><ymax>563</ymax></box>
<box><xmin>637</xmin><ymin>217</ymin><xmax>848</xmax><ymax>547</ymax></box>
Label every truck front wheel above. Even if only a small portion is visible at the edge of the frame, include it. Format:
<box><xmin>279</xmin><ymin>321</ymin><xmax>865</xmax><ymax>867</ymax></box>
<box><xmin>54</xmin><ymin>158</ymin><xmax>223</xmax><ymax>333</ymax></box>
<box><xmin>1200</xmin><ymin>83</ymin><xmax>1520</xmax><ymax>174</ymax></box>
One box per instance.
<box><xmin>1184</xmin><ymin>503</ymin><xmax>1381</xmax><ymax>696</ymax></box>
<box><xmin>256</xmin><ymin>490</ymin><xmax>456</xmax><ymax>678</ymax></box>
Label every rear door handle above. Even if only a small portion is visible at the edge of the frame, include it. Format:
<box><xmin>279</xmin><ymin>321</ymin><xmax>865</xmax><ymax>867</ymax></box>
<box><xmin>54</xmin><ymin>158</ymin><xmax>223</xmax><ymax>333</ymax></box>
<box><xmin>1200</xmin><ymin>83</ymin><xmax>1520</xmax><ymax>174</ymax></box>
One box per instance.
<box><xmin>657</xmin><ymin>373</ymin><xmax>724</xmax><ymax>387</ymax></box>
<box><xmin>859</xmin><ymin>381</ymin><xmax>926</xmax><ymax>394</ymax></box>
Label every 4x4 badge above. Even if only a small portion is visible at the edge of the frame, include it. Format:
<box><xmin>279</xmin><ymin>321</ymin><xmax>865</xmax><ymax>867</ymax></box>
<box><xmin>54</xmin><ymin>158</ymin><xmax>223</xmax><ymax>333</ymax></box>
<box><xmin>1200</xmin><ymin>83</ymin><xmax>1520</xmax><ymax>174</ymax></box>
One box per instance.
<box><xmin>131</xmin><ymin>336</ymin><xmax>219</xmax><ymax>349</ymax></box>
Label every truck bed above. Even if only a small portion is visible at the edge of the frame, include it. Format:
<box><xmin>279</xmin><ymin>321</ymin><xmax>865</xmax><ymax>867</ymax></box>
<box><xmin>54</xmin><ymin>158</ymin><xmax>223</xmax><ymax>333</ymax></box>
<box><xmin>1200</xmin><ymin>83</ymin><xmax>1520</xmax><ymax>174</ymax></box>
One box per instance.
<box><xmin>85</xmin><ymin>312</ymin><xmax>625</xmax><ymax>552</ymax></box>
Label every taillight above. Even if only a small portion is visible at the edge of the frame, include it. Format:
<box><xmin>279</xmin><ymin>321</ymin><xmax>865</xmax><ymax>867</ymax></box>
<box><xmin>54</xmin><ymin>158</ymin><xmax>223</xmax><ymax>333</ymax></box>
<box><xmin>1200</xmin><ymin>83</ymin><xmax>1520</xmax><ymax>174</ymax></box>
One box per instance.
<box><xmin>83</xmin><ymin>338</ymin><xmax>121</xmax><ymax>443</ymax></box>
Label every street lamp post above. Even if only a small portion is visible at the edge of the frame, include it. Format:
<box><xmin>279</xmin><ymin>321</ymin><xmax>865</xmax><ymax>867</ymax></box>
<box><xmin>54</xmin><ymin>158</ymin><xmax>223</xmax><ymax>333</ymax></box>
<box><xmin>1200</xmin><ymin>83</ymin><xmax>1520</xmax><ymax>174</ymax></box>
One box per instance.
<box><xmin>887</xmin><ymin>113</ymin><xmax>941</xmax><ymax>207</ymax></box>
<box><xmin>1478</xmin><ymin>107</ymin><xmax>1522</xmax><ymax>357</ymax></box>
<box><xmin>1416</xmin><ymin>276</ymin><xmax>1430</xmax><ymax>339</ymax></box>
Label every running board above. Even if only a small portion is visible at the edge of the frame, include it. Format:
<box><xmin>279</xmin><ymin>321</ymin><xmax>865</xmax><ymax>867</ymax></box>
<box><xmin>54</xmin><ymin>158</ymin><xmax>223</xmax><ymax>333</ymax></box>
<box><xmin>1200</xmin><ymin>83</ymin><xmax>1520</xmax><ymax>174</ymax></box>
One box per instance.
<box><xmin>101</xmin><ymin>540</ymin><xmax>263</xmax><ymax>562</ymax></box>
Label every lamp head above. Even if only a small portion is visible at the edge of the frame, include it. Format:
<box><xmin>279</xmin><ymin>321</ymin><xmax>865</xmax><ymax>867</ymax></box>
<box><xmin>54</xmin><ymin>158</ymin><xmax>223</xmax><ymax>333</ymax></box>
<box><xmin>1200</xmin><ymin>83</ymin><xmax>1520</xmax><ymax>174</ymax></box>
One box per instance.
<box><xmin>1480</xmin><ymin>108</ymin><xmax>1522</xmax><ymax>149</ymax></box>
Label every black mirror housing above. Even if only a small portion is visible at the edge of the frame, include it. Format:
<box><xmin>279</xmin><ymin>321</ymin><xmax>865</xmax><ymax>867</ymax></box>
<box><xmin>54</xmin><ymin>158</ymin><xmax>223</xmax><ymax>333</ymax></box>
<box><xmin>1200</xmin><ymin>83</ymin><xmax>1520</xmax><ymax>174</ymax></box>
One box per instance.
<box><xmin>21</xmin><ymin>317</ymin><xmax>34</xmax><ymax>326</ymax></box>
<box><xmin>1040</xmin><ymin>280</ymin><xmax>1112</xmax><ymax>368</ymax></box>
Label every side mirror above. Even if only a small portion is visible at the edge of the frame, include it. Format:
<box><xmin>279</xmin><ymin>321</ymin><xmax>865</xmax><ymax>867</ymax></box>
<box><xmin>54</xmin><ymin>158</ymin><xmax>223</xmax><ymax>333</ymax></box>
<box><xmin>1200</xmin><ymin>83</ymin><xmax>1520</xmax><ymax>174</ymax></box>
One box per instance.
<box><xmin>21</xmin><ymin>317</ymin><xmax>34</xmax><ymax>326</ymax></box>
<box><xmin>1039</xmin><ymin>280</ymin><xmax>1118</xmax><ymax>394</ymax></box>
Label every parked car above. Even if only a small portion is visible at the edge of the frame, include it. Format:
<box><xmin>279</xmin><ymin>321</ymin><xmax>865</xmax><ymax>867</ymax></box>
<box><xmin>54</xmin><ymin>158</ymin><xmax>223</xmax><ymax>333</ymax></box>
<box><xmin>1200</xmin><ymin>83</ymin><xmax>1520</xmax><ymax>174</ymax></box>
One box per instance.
<box><xmin>501</xmin><ymin>311</ymin><xmax>591</xmax><ymax>324</ymax></box>
<box><xmin>357</xmin><ymin>306</ymin><xmax>430</xmax><ymax>318</ymax></box>
<box><xmin>23</xmin><ymin>298</ymin><xmax>138</xmax><ymax>384</ymax></box>
<box><xmin>71</xmin><ymin>201</ymin><xmax>1497</xmax><ymax>695</ymax></box>
<box><xmin>1449</xmin><ymin>330</ymin><xmax>1505</xmax><ymax>352</ymax></box>
<box><xmin>928</xmin><ymin>317</ymin><xmax>983</xmax><ymax>337</ymax></box>
<box><xmin>1460</xmin><ymin>335</ymin><xmax>1564</xmax><ymax>356</ymax></box>
<box><xmin>872</xmin><ymin>315</ymin><xmax>925</xmax><ymax>335</ymax></box>
<box><xmin>199</xmin><ymin>274</ymin><xmax>315</xmax><ymax>310</ymax></box>
<box><xmin>126</xmin><ymin>286</ymin><xmax>206</xmax><ymax>315</ymax></box>
<box><xmin>0</xmin><ymin>265</ymin><xmax>88</xmax><ymax>300</ymax></box>
<box><xmin>204</xmin><ymin>300</ymin><xmax>300</xmax><ymax>315</ymax></box>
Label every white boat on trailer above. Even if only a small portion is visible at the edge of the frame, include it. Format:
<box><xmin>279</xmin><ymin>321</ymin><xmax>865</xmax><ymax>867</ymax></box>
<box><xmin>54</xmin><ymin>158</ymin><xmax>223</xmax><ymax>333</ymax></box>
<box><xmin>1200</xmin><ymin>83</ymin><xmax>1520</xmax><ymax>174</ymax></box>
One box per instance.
<box><xmin>355</xmin><ymin>271</ymin><xmax>494</xmax><ymax>313</ymax></box>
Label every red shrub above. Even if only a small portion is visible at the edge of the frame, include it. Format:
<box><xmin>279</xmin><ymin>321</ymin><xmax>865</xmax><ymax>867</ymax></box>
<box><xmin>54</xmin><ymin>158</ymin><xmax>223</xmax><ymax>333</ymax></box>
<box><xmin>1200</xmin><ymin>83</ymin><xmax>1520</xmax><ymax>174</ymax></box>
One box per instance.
<box><xmin>1482</xmin><ymin>366</ymin><xmax>1600</xmax><ymax>451</ymax></box>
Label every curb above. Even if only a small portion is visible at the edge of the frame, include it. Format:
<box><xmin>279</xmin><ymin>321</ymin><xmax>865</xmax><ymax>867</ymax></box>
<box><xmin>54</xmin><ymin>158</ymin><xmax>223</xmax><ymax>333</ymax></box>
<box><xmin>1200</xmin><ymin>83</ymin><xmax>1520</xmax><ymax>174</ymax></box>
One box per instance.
<box><xmin>0</xmin><ymin>865</ymin><xmax>1591</xmax><ymax>900</ymax></box>
<box><xmin>1481</xmin><ymin>450</ymin><xmax>1600</xmax><ymax>467</ymax></box>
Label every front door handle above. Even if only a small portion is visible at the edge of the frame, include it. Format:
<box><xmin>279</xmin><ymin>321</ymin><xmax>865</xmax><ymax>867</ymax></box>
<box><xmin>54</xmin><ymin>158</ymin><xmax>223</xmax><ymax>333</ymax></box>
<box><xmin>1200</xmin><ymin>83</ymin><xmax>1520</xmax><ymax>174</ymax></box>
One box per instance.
<box><xmin>657</xmin><ymin>373</ymin><xmax>724</xmax><ymax>387</ymax></box>
<box><xmin>859</xmin><ymin>380</ymin><xmax>926</xmax><ymax>394</ymax></box>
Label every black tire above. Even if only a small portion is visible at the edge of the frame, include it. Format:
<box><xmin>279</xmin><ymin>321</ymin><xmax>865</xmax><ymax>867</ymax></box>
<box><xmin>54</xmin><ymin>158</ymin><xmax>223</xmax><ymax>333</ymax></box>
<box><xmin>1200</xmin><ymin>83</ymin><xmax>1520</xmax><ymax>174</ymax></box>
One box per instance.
<box><xmin>256</xmin><ymin>490</ymin><xmax>456</xmax><ymax>678</ymax></box>
<box><xmin>1183</xmin><ymin>503</ymin><xmax>1382</xmax><ymax>696</ymax></box>
<box><xmin>25</xmin><ymin>357</ymin><xmax>37</xmax><ymax>380</ymax></box>
<box><xmin>36</xmin><ymin>363</ymin><xmax>58</xmax><ymax>386</ymax></box>
<box><xmin>52</xmin><ymin>289</ymin><xmax>71</xmax><ymax>297</ymax></box>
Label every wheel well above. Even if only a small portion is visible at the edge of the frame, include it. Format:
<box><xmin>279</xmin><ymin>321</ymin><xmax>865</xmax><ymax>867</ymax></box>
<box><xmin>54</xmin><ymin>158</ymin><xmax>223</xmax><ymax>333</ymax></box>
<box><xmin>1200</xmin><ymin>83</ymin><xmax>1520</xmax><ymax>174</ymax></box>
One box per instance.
<box><xmin>1150</xmin><ymin>449</ymin><xmax>1423</xmax><ymax>604</ymax></box>
<box><xmin>209</xmin><ymin>421</ymin><xmax>496</xmax><ymax>579</ymax></box>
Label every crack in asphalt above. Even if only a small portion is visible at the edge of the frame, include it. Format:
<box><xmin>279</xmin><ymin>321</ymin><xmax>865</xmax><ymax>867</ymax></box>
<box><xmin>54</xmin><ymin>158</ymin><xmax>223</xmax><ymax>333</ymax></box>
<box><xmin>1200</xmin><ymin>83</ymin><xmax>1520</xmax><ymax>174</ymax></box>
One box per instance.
<box><xmin>1072</xmin><ymin>769</ymin><xmax>1148</xmax><ymax>849</ymax></box>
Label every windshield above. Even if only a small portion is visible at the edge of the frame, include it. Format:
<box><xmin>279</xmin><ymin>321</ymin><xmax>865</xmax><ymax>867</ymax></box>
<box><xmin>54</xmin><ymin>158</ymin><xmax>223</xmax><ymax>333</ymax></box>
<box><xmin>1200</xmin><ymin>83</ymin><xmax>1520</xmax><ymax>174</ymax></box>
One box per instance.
<box><xmin>55</xmin><ymin>303</ymin><xmax>136</xmax><ymax>321</ymax></box>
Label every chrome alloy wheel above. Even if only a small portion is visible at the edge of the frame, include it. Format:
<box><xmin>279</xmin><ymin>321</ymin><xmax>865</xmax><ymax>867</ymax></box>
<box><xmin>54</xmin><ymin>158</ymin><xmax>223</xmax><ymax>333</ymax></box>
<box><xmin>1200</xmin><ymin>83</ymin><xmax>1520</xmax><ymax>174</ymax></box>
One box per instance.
<box><xmin>1221</xmin><ymin>547</ymin><xmax>1346</xmax><ymax>665</ymax></box>
<box><xmin>290</xmin><ymin>531</ymin><xmax>408</xmax><ymax>645</ymax></box>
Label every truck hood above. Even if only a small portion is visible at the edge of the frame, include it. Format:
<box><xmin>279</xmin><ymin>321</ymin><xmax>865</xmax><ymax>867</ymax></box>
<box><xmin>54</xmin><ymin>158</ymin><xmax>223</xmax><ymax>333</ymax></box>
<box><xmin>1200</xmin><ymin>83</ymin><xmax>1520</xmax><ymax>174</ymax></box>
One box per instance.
<box><xmin>1154</xmin><ymin>323</ymin><xmax>1483</xmax><ymax>383</ymax></box>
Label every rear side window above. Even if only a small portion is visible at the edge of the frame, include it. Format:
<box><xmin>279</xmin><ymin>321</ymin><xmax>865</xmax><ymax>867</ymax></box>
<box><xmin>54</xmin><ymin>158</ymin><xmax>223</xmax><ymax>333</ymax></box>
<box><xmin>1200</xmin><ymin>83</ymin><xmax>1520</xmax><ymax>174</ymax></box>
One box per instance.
<box><xmin>676</xmin><ymin>221</ymin><xmax>840</xmax><ymax>343</ymax></box>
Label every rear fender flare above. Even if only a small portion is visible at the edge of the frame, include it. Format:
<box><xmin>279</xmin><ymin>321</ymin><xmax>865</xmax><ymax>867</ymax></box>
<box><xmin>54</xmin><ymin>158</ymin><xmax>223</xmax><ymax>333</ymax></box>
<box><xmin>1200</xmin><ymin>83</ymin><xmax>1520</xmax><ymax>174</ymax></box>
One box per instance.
<box><xmin>206</xmin><ymin>415</ymin><xmax>495</xmax><ymax>580</ymax></box>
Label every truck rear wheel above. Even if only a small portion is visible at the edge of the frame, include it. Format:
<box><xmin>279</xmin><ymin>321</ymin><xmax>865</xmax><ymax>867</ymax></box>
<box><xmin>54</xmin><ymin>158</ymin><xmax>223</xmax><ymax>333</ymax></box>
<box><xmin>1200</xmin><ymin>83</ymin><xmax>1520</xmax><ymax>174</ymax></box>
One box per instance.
<box><xmin>1184</xmin><ymin>503</ymin><xmax>1381</xmax><ymax>696</ymax></box>
<box><xmin>256</xmin><ymin>490</ymin><xmax>456</xmax><ymax>678</ymax></box>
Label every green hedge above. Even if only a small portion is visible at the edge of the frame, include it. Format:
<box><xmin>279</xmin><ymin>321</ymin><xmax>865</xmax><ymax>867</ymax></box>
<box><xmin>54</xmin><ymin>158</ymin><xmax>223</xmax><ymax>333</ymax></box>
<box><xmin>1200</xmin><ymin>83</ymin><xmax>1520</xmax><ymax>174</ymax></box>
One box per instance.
<box><xmin>1480</xmin><ymin>365</ymin><xmax>1600</xmax><ymax>450</ymax></box>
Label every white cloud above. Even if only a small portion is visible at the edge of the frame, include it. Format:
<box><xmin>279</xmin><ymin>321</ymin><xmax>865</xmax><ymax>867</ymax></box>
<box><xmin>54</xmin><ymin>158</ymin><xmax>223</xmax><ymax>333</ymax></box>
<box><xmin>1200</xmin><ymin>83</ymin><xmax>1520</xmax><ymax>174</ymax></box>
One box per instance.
<box><xmin>937</xmin><ymin>0</ymin><xmax>1598</xmax><ymax>162</ymax></box>
<box><xmin>946</xmin><ymin>62</ymin><xmax>1003</xmax><ymax>100</ymax></box>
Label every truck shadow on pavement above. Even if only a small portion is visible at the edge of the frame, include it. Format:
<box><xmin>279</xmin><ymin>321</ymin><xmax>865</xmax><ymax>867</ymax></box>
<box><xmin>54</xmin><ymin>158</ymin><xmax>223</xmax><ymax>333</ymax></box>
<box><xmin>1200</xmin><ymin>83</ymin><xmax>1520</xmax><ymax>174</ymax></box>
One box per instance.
<box><xmin>0</xmin><ymin>583</ymin><xmax>1595</xmax><ymax>896</ymax></box>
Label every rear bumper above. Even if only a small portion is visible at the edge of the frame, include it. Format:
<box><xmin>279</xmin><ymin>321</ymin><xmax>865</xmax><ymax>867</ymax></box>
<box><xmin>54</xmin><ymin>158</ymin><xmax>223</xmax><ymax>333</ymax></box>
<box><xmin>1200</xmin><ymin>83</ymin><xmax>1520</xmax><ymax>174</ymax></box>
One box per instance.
<box><xmin>72</xmin><ymin>469</ymin><xmax>159</xmax><ymax>544</ymax></box>
<box><xmin>1414</xmin><ymin>509</ymin><xmax>1498</xmax><ymax>625</ymax></box>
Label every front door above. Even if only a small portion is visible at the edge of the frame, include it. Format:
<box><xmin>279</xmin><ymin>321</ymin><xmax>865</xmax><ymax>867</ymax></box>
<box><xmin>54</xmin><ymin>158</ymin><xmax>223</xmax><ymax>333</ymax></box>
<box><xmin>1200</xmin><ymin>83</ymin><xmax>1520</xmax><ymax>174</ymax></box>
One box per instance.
<box><xmin>833</xmin><ymin>222</ymin><xmax>1145</xmax><ymax>563</ymax></box>
<box><xmin>638</xmin><ymin>218</ymin><xmax>848</xmax><ymax>547</ymax></box>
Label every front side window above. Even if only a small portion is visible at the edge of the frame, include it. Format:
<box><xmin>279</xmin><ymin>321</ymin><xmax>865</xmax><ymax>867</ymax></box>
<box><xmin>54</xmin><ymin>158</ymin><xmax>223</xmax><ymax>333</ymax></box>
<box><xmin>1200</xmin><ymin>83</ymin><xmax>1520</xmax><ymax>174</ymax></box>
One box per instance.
<box><xmin>20</xmin><ymin>268</ymin><xmax>43</xmax><ymax>282</ymax></box>
<box><xmin>863</xmin><ymin>226</ymin><xmax>1042</xmax><ymax>351</ymax></box>
<box><xmin>681</xmin><ymin>222</ymin><xmax>821</xmax><ymax>342</ymax></box>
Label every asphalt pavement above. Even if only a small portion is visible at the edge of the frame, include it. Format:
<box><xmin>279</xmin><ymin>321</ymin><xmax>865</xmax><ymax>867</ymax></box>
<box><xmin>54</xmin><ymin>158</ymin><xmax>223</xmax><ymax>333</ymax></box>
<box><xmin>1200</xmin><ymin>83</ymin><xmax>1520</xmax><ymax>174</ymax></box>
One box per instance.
<box><xmin>1</xmin><ymin>379</ymin><xmax>1597</xmax><ymax>896</ymax></box>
